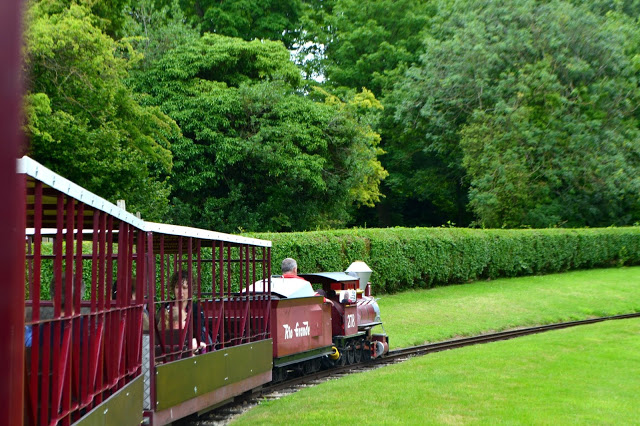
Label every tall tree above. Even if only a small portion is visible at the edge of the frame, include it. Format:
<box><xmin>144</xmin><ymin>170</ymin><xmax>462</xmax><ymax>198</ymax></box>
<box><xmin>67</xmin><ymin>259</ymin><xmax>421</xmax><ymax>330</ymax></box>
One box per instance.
<box><xmin>23</xmin><ymin>1</ymin><xmax>180</xmax><ymax>219</ymax></box>
<box><xmin>391</xmin><ymin>0</ymin><xmax>640</xmax><ymax>227</ymax></box>
<box><xmin>298</xmin><ymin>0</ymin><xmax>448</xmax><ymax>227</ymax></box>
<box><xmin>123</xmin><ymin>0</ymin><xmax>199</xmax><ymax>67</ymax></box>
<box><xmin>159</xmin><ymin>0</ymin><xmax>303</xmax><ymax>48</ymax></box>
<box><xmin>133</xmin><ymin>34</ymin><xmax>386</xmax><ymax>232</ymax></box>
<box><xmin>299</xmin><ymin>0</ymin><xmax>433</xmax><ymax>96</ymax></box>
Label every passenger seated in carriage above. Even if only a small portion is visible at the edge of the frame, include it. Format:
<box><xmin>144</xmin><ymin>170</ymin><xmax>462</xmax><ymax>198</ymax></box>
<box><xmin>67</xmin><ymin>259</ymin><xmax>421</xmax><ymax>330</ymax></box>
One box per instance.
<box><xmin>161</xmin><ymin>270</ymin><xmax>210</xmax><ymax>353</ymax></box>
<box><xmin>280</xmin><ymin>258</ymin><xmax>308</xmax><ymax>281</ymax></box>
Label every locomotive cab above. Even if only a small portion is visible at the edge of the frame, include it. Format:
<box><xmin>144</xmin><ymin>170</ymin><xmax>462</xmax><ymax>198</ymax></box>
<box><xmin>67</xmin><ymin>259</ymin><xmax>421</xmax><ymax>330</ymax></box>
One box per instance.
<box><xmin>299</xmin><ymin>272</ymin><xmax>360</xmax><ymax>337</ymax></box>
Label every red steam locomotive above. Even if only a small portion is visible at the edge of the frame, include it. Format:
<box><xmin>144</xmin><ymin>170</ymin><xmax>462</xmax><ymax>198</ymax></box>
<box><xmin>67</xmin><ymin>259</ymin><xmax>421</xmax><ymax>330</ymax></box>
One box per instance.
<box><xmin>262</xmin><ymin>267</ymin><xmax>389</xmax><ymax>382</ymax></box>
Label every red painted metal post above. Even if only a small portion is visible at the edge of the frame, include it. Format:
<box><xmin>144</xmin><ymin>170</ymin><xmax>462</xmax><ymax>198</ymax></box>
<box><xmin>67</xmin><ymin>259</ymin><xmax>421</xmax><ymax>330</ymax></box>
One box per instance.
<box><xmin>219</xmin><ymin>242</ymin><xmax>224</xmax><ymax>348</ymax></box>
<box><xmin>146</xmin><ymin>232</ymin><xmax>157</xmax><ymax>422</ymax></box>
<box><xmin>244</xmin><ymin>245</ymin><xmax>250</xmax><ymax>341</ymax></box>
<box><xmin>188</xmin><ymin>237</ymin><xmax>194</xmax><ymax>345</ymax></box>
<box><xmin>267</xmin><ymin>247</ymin><xmax>272</xmax><ymax>338</ymax></box>
<box><xmin>0</xmin><ymin>0</ymin><xmax>24</xmax><ymax>417</ymax></box>
<box><xmin>0</xmin><ymin>0</ymin><xmax>24</xmax><ymax>372</ymax></box>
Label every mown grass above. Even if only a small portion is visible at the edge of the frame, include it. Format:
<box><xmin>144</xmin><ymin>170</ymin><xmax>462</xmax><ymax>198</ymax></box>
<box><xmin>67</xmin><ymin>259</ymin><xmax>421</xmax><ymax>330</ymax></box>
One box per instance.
<box><xmin>374</xmin><ymin>266</ymin><xmax>640</xmax><ymax>348</ymax></box>
<box><xmin>236</xmin><ymin>318</ymin><xmax>640</xmax><ymax>424</ymax></box>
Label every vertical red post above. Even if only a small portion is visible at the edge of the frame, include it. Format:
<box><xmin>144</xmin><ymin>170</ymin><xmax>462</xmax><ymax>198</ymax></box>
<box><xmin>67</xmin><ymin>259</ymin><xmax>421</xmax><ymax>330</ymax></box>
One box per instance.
<box><xmin>146</xmin><ymin>232</ymin><xmax>157</xmax><ymax>420</ymax></box>
<box><xmin>0</xmin><ymin>0</ymin><xmax>24</xmax><ymax>423</ymax></box>
<box><xmin>267</xmin><ymin>247</ymin><xmax>272</xmax><ymax>338</ymax></box>
<box><xmin>219</xmin><ymin>242</ymin><xmax>224</xmax><ymax>348</ymax></box>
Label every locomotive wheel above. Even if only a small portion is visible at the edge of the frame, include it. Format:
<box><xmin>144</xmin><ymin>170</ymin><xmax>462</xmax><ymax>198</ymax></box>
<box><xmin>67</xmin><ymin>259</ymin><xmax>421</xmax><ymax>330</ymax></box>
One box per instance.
<box><xmin>273</xmin><ymin>367</ymin><xmax>287</xmax><ymax>383</ymax></box>
<box><xmin>311</xmin><ymin>357</ymin><xmax>322</xmax><ymax>373</ymax></box>
<box><xmin>303</xmin><ymin>360</ymin><xmax>315</xmax><ymax>375</ymax></box>
<box><xmin>337</xmin><ymin>350</ymin><xmax>347</xmax><ymax>366</ymax></box>
<box><xmin>346</xmin><ymin>345</ymin><xmax>355</xmax><ymax>365</ymax></box>
<box><xmin>362</xmin><ymin>342</ymin><xmax>372</xmax><ymax>362</ymax></box>
<box><xmin>322</xmin><ymin>356</ymin><xmax>334</xmax><ymax>369</ymax></box>
<box><xmin>354</xmin><ymin>340</ymin><xmax>363</xmax><ymax>364</ymax></box>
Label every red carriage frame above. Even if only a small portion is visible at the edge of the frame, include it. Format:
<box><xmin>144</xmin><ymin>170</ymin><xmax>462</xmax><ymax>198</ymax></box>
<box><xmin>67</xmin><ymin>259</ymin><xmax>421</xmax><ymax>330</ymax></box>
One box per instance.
<box><xmin>20</xmin><ymin>157</ymin><xmax>273</xmax><ymax>425</ymax></box>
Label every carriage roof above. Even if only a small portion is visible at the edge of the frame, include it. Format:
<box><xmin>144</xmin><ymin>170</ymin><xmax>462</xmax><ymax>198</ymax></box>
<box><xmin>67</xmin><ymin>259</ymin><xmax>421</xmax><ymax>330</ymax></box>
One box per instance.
<box><xmin>145</xmin><ymin>222</ymin><xmax>270</xmax><ymax>247</ymax></box>
<box><xmin>19</xmin><ymin>156</ymin><xmax>145</xmax><ymax>230</ymax></box>
<box><xmin>298</xmin><ymin>272</ymin><xmax>360</xmax><ymax>285</ymax></box>
<box><xmin>19</xmin><ymin>156</ymin><xmax>270</xmax><ymax>247</ymax></box>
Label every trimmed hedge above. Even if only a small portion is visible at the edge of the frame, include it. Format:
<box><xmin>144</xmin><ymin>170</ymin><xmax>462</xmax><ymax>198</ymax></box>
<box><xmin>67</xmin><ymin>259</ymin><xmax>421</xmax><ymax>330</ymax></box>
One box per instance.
<box><xmin>249</xmin><ymin>227</ymin><xmax>640</xmax><ymax>294</ymax></box>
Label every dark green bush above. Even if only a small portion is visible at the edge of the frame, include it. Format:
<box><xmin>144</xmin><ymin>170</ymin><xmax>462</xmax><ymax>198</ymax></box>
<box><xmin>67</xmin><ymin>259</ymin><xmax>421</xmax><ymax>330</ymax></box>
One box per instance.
<box><xmin>250</xmin><ymin>227</ymin><xmax>640</xmax><ymax>294</ymax></box>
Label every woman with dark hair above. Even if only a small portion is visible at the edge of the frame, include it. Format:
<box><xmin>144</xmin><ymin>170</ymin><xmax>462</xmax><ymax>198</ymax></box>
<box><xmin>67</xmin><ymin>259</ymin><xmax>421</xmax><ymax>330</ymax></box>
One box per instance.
<box><xmin>165</xmin><ymin>270</ymin><xmax>210</xmax><ymax>353</ymax></box>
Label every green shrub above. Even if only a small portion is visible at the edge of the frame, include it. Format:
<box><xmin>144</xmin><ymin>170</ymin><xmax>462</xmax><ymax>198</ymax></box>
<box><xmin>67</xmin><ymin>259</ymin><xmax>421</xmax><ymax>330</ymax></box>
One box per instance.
<box><xmin>29</xmin><ymin>228</ymin><xmax>640</xmax><ymax>297</ymax></box>
<box><xmin>249</xmin><ymin>227</ymin><xmax>640</xmax><ymax>293</ymax></box>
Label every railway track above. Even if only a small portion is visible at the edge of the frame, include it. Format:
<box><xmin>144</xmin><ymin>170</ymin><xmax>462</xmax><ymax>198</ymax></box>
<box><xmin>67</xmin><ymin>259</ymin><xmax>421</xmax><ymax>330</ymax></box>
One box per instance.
<box><xmin>190</xmin><ymin>312</ymin><xmax>640</xmax><ymax>425</ymax></box>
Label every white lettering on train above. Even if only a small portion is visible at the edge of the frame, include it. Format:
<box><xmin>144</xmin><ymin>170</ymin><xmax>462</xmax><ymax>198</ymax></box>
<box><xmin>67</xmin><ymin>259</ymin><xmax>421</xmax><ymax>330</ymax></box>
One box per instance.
<box><xmin>283</xmin><ymin>324</ymin><xmax>293</xmax><ymax>339</ymax></box>
<box><xmin>283</xmin><ymin>321</ymin><xmax>310</xmax><ymax>340</ymax></box>
<box><xmin>295</xmin><ymin>321</ymin><xmax>310</xmax><ymax>337</ymax></box>
<box><xmin>347</xmin><ymin>314</ymin><xmax>355</xmax><ymax>329</ymax></box>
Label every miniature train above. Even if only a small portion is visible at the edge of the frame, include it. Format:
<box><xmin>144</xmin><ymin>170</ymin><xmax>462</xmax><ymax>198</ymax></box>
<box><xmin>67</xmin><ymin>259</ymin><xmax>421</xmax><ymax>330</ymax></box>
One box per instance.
<box><xmin>20</xmin><ymin>156</ymin><xmax>388</xmax><ymax>425</ymax></box>
<box><xmin>257</xmin><ymin>266</ymin><xmax>390</xmax><ymax>383</ymax></box>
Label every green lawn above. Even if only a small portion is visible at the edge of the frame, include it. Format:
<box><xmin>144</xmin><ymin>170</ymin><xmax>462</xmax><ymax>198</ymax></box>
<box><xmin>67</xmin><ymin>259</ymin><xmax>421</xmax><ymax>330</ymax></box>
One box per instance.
<box><xmin>375</xmin><ymin>266</ymin><xmax>640</xmax><ymax>348</ymax></box>
<box><xmin>232</xmin><ymin>266</ymin><xmax>640</xmax><ymax>425</ymax></box>
<box><xmin>236</xmin><ymin>318</ymin><xmax>640</xmax><ymax>424</ymax></box>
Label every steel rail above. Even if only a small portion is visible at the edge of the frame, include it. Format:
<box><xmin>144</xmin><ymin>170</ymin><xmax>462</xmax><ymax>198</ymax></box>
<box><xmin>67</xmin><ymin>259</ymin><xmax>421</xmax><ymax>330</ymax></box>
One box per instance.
<box><xmin>386</xmin><ymin>312</ymin><xmax>640</xmax><ymax>360</ymax></box>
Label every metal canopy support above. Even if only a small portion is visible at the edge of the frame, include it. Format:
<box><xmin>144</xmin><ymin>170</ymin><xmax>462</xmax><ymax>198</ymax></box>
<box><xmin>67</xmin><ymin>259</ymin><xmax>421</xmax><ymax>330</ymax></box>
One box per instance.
<box><xmin>0</xmin><ymin>0</ymin><xmax>24</xmax><ymax>423</ymax></box>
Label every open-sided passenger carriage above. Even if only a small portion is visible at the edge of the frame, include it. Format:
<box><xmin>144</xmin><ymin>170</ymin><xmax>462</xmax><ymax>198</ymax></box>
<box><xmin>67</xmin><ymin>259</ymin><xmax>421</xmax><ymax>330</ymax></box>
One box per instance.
<box><xmin>20</xmin><ymin>157</ymin><xmax>274</xmax><ymax>425</ymax></box>
<box><xmin>144</xmin><ymin>222</ymin><xmax>272</xmax><ymax>425</ymax></box>
<box><xmin>22</xmin><ymin>156</ymin><xmax>148</xmax><ymax>426</ymax></box>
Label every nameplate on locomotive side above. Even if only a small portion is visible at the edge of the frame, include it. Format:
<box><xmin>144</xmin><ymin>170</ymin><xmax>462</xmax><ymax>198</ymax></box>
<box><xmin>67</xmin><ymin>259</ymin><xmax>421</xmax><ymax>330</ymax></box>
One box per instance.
<box><xmin>283</xmin><ymin>321</ymin><xmax>311</xmax><ymax>339</ymax></box>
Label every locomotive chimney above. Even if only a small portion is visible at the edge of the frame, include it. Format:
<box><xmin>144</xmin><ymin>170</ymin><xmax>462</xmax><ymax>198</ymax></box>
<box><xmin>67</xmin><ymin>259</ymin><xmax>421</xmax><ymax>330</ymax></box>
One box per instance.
<box><xmin>345</xmin><ymin>261</ymin><xmax>372</xmax><ymax>291</ymax></box>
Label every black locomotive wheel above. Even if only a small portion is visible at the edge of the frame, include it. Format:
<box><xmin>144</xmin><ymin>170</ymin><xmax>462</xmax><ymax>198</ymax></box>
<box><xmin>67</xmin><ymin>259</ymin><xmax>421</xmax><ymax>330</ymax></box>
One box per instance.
<box><xmin>346</xmin><ymin>345</ymin><xmax>355</xmax><ymax>365</ymax></box>
<box><xmin>322</xmin><ymin>356</ymin><xmax>334</xmax><ymax>369</ymax></box>
<box><xmin>354</xmin><ymin>340</ymin><xmax>363</xmax><ymax>364</ymax></box>
<box><xmin>303</xmin><ymin>360</ymin><xmax>315</xmax><ymax>375</ymax></box>
<box><xmin>311</xmin><ymin>357</ymin><xmax>322</xmax><ymax>373</ymax></box>
<box><xmin>362</xmin><ymin>341</ymin><xmax>372</xmax><ymax>362</ymax></box>
<box><xmin>273</xmin><ymin>367</ymin><xmax>288</xmax><ymax>383</ymax></box>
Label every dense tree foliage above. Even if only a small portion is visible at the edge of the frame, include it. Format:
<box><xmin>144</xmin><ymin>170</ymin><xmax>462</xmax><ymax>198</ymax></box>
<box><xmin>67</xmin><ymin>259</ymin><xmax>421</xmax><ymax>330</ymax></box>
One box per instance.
<box><xmin>298</xmin><ymin>0</ymin><xmax>443</xmax><ymax>227</ymax></box>
<box><xmin>391</xmin><ymin>0</ymin><xmax>640</xmax><ymax>227</ymax></box>
<box><xmin>23</xmin><ymin>0</ymin><xmax>179</xmax><ymax>219</ymax></box>
<box><xmin>299</xmin><ymin>0</ymin><xmax>433</xmax><ymax>96</ymax></box>
<box><xmin>163</xmin><ymin>0</ymin><xmax>302</xmax><ymax>48</ymax></box>
<box><xmin>123</xmin><ymin>0</ymin><xmax>199</xmax><ymax>67</ymax></box>
<box><xmin>23</xmin><ymin>0</ymin><xmax>640</xmax><ymax>230</ymax></box>
<box><xmin>132</xmin><ymin>34</ymin><xmax>386</xmax><ymax>232</ymax></box>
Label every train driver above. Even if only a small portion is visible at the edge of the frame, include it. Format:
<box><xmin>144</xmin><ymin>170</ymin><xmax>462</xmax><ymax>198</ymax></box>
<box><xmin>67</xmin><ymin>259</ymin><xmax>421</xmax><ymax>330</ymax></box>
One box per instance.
<box><xmin>281</xmin><ymin>258</ymin><xmax>305</xmax><ymax>280</ymax></box>
<box><xmin>277</xmin><ymin>258</ymin><xmax>314</xmax><ymax>298</ymax></box>
<box><xmin>250</xmin><ymin>258</ymin><xmax>315</xmax><ymax>298</ymax></box>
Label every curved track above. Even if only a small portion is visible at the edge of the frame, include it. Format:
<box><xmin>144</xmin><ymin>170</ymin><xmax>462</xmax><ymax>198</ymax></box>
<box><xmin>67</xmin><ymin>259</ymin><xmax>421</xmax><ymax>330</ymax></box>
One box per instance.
<box><xmin>387</xmin><ymin>312</ymin><xmax>640</xmax><ymax>359</ymax></box>
<box><xmin>190</xmin><ymin>312</ymin><xmax>640</xmax><ymax>424</ymax></box>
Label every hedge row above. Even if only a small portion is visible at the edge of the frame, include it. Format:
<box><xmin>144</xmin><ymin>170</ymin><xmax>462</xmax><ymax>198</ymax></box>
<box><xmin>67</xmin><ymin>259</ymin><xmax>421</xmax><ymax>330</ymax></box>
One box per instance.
<box><xmin>250</xmin><ymin>227</ymin><xmax>640</xmax><ymax>294</ymax></box>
